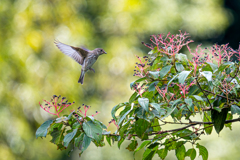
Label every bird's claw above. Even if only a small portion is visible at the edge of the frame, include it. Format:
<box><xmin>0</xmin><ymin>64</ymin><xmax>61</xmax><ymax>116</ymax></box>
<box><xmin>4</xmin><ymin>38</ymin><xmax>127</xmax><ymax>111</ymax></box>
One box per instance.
<box><xmin>90</xmin><ymin>68</ymin><xmax>95</xmax><ymax>73</ymax></box>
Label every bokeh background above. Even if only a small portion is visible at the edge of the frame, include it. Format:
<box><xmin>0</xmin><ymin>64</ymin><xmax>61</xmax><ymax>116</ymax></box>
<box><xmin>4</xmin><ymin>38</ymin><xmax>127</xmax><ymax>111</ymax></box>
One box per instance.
<box><xmin>1</xmin><ymin>0</ymin><xmax>240</xmax><ymax>160</ymax></box>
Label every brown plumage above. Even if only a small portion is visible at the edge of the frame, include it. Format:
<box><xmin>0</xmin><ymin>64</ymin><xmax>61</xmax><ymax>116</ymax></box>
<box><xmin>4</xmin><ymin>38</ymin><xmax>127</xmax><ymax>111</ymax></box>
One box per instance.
<box><xmin>54</xmin><ymin>40</ymin><xmax>107</xmax><ymax>84</ymax></box>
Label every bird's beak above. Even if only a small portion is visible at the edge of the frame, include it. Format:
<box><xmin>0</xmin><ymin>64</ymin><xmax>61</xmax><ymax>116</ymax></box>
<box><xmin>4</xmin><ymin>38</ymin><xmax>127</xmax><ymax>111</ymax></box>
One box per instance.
<box><xmin>104</xmin><ymin>51</ymin><xmax>107</xmax><ymax>54</ymax></box>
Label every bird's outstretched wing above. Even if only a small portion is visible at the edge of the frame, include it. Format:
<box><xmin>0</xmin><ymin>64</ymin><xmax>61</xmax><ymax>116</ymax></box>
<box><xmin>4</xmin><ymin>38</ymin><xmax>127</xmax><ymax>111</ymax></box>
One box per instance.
<box><xmin>54</xmin><ymin>40</ymin><xmax>89</xmax><ymax>65</ymax></box>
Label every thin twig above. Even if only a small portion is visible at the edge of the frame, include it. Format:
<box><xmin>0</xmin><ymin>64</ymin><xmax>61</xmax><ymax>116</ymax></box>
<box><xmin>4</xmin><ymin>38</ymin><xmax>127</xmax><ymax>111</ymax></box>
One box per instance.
<box><xmin>203</xmin><ymin>89</ymin><xmax>239</xmax><ymax>102</ymax></box>
<box><xmin>107</xmin><ymin>117</ymin><xmax>240</xmax><ymax>137</ymax></box>
<box><xmin>195</xmin><ymin>77</ymin><xmax>213</xmax><ymax>109</ymax></box>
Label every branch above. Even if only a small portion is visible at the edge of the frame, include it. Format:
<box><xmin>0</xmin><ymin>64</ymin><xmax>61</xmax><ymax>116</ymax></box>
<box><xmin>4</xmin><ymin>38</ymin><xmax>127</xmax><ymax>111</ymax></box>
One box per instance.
<box><xmin>107</xmin><ymin>117</ymin><xmax>240</xmax><ymax>137</ymax></box>
<box><xmin>203</xmin><ymin>89</ymin><xmax>239</xmax><ymax>102</ymax></box>
<box><xmin>195</xmin><ymin>77</ymin><xmax>213</xmax><ymax>109</ymax></box>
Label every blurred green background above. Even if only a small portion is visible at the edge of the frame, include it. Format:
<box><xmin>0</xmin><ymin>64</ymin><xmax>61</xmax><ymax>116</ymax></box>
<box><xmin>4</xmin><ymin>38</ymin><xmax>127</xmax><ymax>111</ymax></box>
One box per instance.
<box><xmin>1</xmin><ymin>0</ymin><xmax>240</xmax><ymax>160</ymax></box>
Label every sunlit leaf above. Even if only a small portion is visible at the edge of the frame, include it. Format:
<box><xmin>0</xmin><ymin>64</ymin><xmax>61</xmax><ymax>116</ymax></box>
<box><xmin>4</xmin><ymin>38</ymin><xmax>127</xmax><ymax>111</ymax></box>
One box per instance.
<box><xmin>143</xmin><ymin>148</ymin><xmax>157</xmax><ymax>160</ymax></box>
<box><xmin>176</xmin><ymin>53</ymin><xmax>188</xmax><ymax>65</ymax></box>
<box><xmin>196</xmin><ymin>143</ymin><xmax>208</xmax><ymax>160</ymax></box>
<box><xmin>175</xmin><ymin>145</ymin><xmax>185</xmax><ymax>160</ymax></box>
<box><xmin>158</xmin><ymin>147</ymin><xmax>168</xmax><ymax>159</ymax></box>
<box><xmin>126</xmin><ymin>140</ymin><xmax>138</xmax><ymax>151</ymax></box>
<box><xmin>231</xmin><ymin>105</ymin><xmax>240</xmax><ymax>115</ymax></box>
<box><xmin>200</xmin><ymin>71</ymin><xmax>212</xmax><ymax>82</ymax></box>
<box><xmin>111</xmin><ymin>103</ymin><xmax>127</xmax><ymax>120</ymax></box>
<box><xmin>149</xmin><ymin>71</ymin><xmax>160</xmax><ymax>79</ymax></box>
<box><xmin>178</xmin><ymin>71</ymin><xmax>191</xmax><ymax>84</ymax></box>
<box><xmin>134</xmin><ymin>141</ymin><xmax>151</xmax><ymax>155</ymax></box>
<box><xmin>185</xmin><ymin>148</ymin><xmax>196</xmax><ymax>160</ymax></box>
<box><xmin>138</xmin><ymin>97</ymin><xmax>149</xmax><ymax>112</ymax></box>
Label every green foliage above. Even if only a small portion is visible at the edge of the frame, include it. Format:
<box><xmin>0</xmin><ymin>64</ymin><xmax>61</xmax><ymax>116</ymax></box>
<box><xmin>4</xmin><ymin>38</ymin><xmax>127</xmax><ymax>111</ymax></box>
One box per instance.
<box><xmin>36</xmin><ymin>120</ymin><xmax>53</xmax><ymax>138</ymax></box>
<box><xmin>36</xmin><ymin>32</ymin><xmax>240</xmax><ymax>159</ymax></box>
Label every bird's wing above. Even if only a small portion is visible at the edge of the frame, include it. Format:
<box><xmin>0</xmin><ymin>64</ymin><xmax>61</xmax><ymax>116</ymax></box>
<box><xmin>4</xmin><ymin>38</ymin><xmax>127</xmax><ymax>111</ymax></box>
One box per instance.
<box><xmin>54</xmin><ymin>40</ymin><xmax>88</xmax><ymax>65</ymax></box>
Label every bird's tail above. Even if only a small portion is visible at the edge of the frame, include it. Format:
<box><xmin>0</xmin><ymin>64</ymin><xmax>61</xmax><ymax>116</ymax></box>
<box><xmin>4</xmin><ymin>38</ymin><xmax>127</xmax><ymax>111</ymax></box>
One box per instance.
<box><xmin>78</xmin><ymin>70</ymin><xmax>85</xmax><ymax>84</ymax></box>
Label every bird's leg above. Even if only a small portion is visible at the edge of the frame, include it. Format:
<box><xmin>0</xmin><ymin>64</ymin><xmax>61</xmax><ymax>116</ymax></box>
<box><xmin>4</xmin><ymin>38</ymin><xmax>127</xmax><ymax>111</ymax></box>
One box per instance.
<box><xmin>89</xmin><ymin>68</ymin><xmax>95</xmax><ymax>73</ymax></box>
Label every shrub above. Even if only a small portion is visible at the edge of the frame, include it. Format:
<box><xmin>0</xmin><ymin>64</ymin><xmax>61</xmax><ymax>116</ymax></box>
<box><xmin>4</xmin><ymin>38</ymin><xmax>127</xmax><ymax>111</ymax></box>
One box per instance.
<box><xmin>36</xmin><ymin>31</ymin><xmax>240</xmax><ymax>160</ymax></box>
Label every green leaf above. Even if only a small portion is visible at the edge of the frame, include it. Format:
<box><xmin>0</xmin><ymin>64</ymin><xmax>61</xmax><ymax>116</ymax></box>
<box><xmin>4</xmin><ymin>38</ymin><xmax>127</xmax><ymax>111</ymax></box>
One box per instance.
<box><xmin>135</xmin><ymin>107</ymin><xmax>147</xmax><ymax>119</ymax></box>
<box><xmin>150</xmin><ymin>103</ymin><xmax>165</xmax><ymax>116</ymax></box>
<box><xmin>50</xmin><ymin>128</ymin><xmax>65</xmax><ymax>145</ymax></box>
<box><xmin>178</xmin><ymin>71</ymin><xmax>191</xmax><ymax>84</ymax></box>
<box><xmin>143</xmin><ymin>149</ymin><xmax>157</xmax><ymax>160</ymax></box>
<box><xmin>225</xmin><ymin>113</ymin><xmax>233</xmax><ymax>130</ymax></box>
<box><xmin>203</xmin><ymin>112</ymin><xmax>212</xmax><ymax>135</ymax></box>
<box><xmin>167</xmin><ymin>74</ymin><xmax>178</xmax><ymax>89</ymax></box>
<box><xmin>175</xmin><ymin>62</ymin><xmax>185</xmax><ymax>72</ymax></box>
<box><xmin>164</xmin><ymin>139</ymin><xmax>177</xmax><ymax>150</ymax></box>
<box><xmin>111</xmin><ymin>103</ymin><xmax>126</xmax><ymax>120</ymax></box>
<box><xmin>63</xmin><ymin>129</ymin><xmax>78</xmax><ymax>147</ymax></box>
<box><xmin>160</xmin><ymin>99</ymin><xmax>182</xmax><ymax>120</ymax></box>
<box><xmin>211</xmin><ymin>108</ymin><xmax>229</xmax><ymax>134</ymax></box>
<box><xmin>158</xmin><ymin>148</ymin><xmax>168</xmax><ymax>159</ymax></box>
<box><xmin>148</xmin><ymin>143</ymin><xmax>160</xmax><ymax>149</ymax></box>
<box><xmin>188</xmin><ymin>85</ymin><xmax>200</xmax><ymax>95</ymax></box>
<box><xmin>175</xmin><ymin>145</ymin><xmax>185</xmax><ymax>160</ymax></box>
<box><xmin>102</xmin><ymin>130</ymin><xmax>111</xmax><ymax>135</ymax></box>
<box><xmin>218</xmin><ymin>63</ymin><xmax>231</xmax><ymax>72</ymax></box>
<box><xmin>106</xmin><ymin>136</ymin><xmax>111</xmax><ymax>146</ymax></box>
<box><xmin>129</xmin><ymin>92</ymin><xmax>138</xmax><ymax>103</ymax></box>
<box><xmin>75</xmin><ymin>133</ymin><xmax>84</xmax><ymax>148</ymax></box>
<box><xmin>130</xmin><ymin>77</ymin><xmax>146</xmax><ymax>89</ymax></box>
<box><xmin>36</xmin><ymin>120</ymin><xmax>53</xmax><ymax>138</ymax></box>
<box><xmin>49</xmin><ymin>123</ymin><xmax>63</xmax><ymax>132</ymax></box>
<box><xmin>72</xmin><ymin>122</ymin><xmax>80</xmax><ymax>129</ymax></box>
<box><xmin>213</xmin><ymin>107</ymin><xmax>221</xmax><ymax>112</ymax></box>
<box><xmin>134</xmin><ymin>141</ymin><xmax>151</xmax><ymax>155</ymax></box>
<box><xmin>176</xmin><ymin>129</ymin><xmax>197</xmax><ymax>140</ymax></box>
<box><xmin>206</xmin><ymin>62</ymin><xmax>218</xmax><ymax>71</ymax></box>
<box><xmin>138</xmin><ymin>97</ymin><xmax>149</xmax><ymax>112</ymax></box>
<box><xmin>148</xmin><ymin>81</ymin><xmax>159</xmax><ymax>91</ymax></box>
<box><xmin>200</xmin><ymin>71</ymin><xmax>212</xmax><ymax>82</ymax></box>
<box><xmin>118</xmin><ymin>108</ymin><xmax>132</xmax><ymax>125</ymax></box>
<box><xmin>118</xmin><ymin>137</ymin><xmax>125</xmax><ymax>149</ymax></box>
<box><xmin>196</xmin><ymin>143</ymin><xmax>208</xmax><ymax>160</ymax></box>
<box><xmin>82</xmin><ymin>134</ymin><xmax>91</xmax><ymax>152</ymax></box>
<box><xmin>159</xmin><ymin>65</ymin><xmax>172</xmax><ymax>78</ymax></box>
<box><xmin>149</xmin><ymin>71</ymin><xmax>160</xmax><ymax>79</ymax></box>
<box><xmin>176</xmin><ymin>53</ymin><xmax>189</xmax><ymax>65</ymax></box>
<box><xmin>191</xmin><ymin>95</ymin><xmax>204</xmax><ymax>101</ymax></box>
<box><xmin>83</xmin><ymin>121</ymin><xmax>102</xmax><ymax>142</ymax></box>
<box><xmin>231</xmin><ymin>105</ymin><xmax>240</xmax><ymax>115</ymax></box>
<box><xmin>119</xmin><ymin>121</ymin><xmax>130</xmax><ymax>137</ymax></box>
<box><xmin>67</xmin><ymin>111</ymin><xmax>74</xmax><ymax>119</ymax></box>
<box><xmin>185</xmin><ymin>98</ymin><xmax>193</xmax><ymax>110</ymax></box>
<box><xmin>135</xmin><ymin>119</ymin><xmax>150</xmax><ymax>140</ymax></box>
<box><xmin>126</xmin><ymin>140</ymin><xmax>138</xmax><ymax>151</ymax></box>
<box><xmin>152</xmin><ymin>118</ymin><xmax>161</xmax><ymax>132</ymax></box>
<box><xmin>185</xmin><ymin>148</ymin><xmax>196</xmax><ymax>160</ymax></box>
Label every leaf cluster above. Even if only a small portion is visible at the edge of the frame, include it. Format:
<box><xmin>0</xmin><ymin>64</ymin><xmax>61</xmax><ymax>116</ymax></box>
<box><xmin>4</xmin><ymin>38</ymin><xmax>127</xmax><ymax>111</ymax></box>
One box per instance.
<box><xmin>36</xmin><ymin>32</ymin><xmax>240</xmax><ymax>159</ymax></box>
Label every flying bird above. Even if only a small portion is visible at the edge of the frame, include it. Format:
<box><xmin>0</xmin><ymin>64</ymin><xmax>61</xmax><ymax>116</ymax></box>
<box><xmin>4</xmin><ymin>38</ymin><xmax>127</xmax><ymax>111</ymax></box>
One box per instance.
<box><xmin>54</xmin><ymin>40</ymin><xmax>107</xmax><ymax>84</ymax></box>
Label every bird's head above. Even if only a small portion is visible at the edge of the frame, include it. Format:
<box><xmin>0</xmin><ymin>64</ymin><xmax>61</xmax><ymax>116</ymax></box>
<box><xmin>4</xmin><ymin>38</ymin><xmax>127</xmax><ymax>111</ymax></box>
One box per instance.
<box><xmin>95</xmin><ymin>48</ymin><xmax>107</xmax><ymax>55</ymax></box>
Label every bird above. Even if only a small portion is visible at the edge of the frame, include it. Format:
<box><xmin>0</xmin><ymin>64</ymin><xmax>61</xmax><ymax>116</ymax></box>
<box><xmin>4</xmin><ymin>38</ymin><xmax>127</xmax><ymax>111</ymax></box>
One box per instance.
<box><xmin>54</xmin><ymin>40</ymin><xmax>107</xmax><ymax>84</ymax></box>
